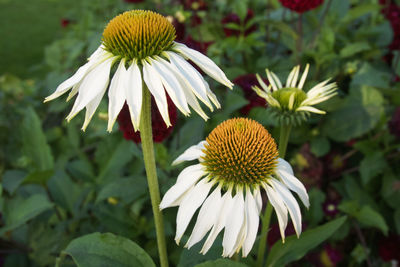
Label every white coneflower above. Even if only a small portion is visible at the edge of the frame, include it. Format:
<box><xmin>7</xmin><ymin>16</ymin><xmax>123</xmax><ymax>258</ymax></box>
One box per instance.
<box><xmin>160</xmin><ymin>118</ymin><xmax>309</xmax><ymax>257</ymax></box>
<box><xmin>44</xmin><ymin>10</ymin><xmax>233</xmax><ymax>131</ymax></box>
<box><xmin>253</xmin><ymin>64</ymin><xmax>337</xmax><ymax>125</ymax></box>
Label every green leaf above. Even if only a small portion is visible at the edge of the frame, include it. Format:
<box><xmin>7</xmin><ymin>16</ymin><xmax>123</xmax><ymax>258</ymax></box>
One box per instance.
<box><xmin>394</xmin><ymin>209</ymin><xmax>400</xmax><ymax>234</ymax></box>
<box><xmin>0</xmin><ymin>194</ymin><xmax>53</xmax><ymax>234</ymax></box>
<box><xmin>2</xmin><ymin>170</ymin><xmax>27</xmax><ymax>194</ymax></box>
<box><xmin>96</xmin><ymin>176</ymin><xmax>147</xmax><ymax>204</ymax></box>
<box><xmin>20</xmin><ymin>107</ymin><xmax>54</xmax><ymax>171</ymax></box>
<box><xmin>351</xmin><ymin>63</ymin><xmax>391</xmax><ymax>89</ymax></box>
<box><xmin>310</xmin><ymin>136</ymin><xmax>330</xmax><ymax>157</ymax></box>
<box><xmin>356</xmin><ymin>206</ymin><xmax>388</xmax><ymax>235</ymax></box>
<box><xmin>266</xmin><ymin>216</ymin><xmax>347</xmax><ymax>267</ymax></box>
<box><xmin>322</xmin><ymin>86</ymin><xmax>384</xmax><ymax>141</ymax></box>
<box><xmin>195</xmin><ymin>259</ymin><xmax>248</xmax><ymax>267</ymax></box>
<box><xmin>23</xmin><ymin>170</ymin><xmax>54</xmax><ymax>186</ymax></box>
<box><xmin>339</xmin><ymin>42</ymin><xmax>371</xmax><ymax>58</ymax></box>
<box><xmin>341</xmin><ymin>4</ymin><xmax>380</xmax><ymax>24</ymax></box>
<box><xmin>359</xmin><ymin>153</ymin><xmax>386</xmax><ymax>185</ymax></box>
<box><xmin>63</xmin><ymin>232</ymin><xmax>155</xmax><ymax>267</ymax></box>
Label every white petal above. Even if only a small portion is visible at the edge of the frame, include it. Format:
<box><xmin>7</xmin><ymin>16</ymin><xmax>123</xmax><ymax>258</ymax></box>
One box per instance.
<box><xmin>165</xmin><ymin>52</ymin><xmax>214</xmax><ymax>110</ymax></box>
<box><xmin>288</xmin><ymin>92</ymin><xmax>295</xmax><ymax>110</ymax></box>
<box><xmin>297</xmin><ymin>64</ymin><xmax>309</xmax><ymax>89</ymax></box>
<box><xmin>290</xmin><ymin>65</ymin><xmax>300</xmax><ymax>88</ymax></box>
<box><xmin>256</xmin><ymin>73</ymin><xmax>271</xmax><ymax>92</ymax></box>
<box><xmin>296</xmin><ymin>105</ymin><xmax>326</xmax><ymax>114</ymax></box>
<box><xmin>269</xmin><ymin>179</ymin><xmax>302</xmax><ymax>237</ymax></box>
<box><xmin>255</xmin><ymin>188</ymin><xmax>262</xmax><ymax>213</ymax></box>
<box><xmin>242</xmin><ymin>188</ymin><xmax>260</xmax><ymax>257</ymax></box>
<box><xmin>185</xmin><ymin>186</ymin><xmax>222</xmax><ymax>249</ymax></box>
<box><xmin>44</xmin><ymin>45</ymin><xmax>107</xmax><ymax>102</ymax></box>
<box><xmin>175</xmin><ymin>179</ymin><xmax>213</xmax><ymax>244</ymax></box>
<box><xmin>66</xmin><ymin>56</ymin><xmax>114</xmax><ymax>122</ymax></box>
<box><xmin>142</xmin><ymin>60</ymin><xmax>171</xmax><ymax>127</ymax></box>
<box><xmin>278</xmin><ymin>158</ymin><xmax>294</xmax><ymax>175</ymax></box>
<box><xmin>285</xmin><ymin>66</ymin><xmax>297</xmax><ymax>88</ymax></box>
<box><xmin>264</xmin><ymin>183</ymin><xmax>288</xmax><ymax>241</ymax></box>
<box><xmin>266</xmin><ymin>69</ymin><xmax>278</xmax><ymax>92</ymax></box>
<box><xmin>276</xmin><ymin>169</ymin><xmax>309</xmax><ymax>208</ymax></box>
<box><xmin>107</xmin><ymin>59</ymin><xmax>127</xmax><ymax>132</ymax></box>
<box><xmin>151</xmin><ymin>57</ymin><xmax>190</xmax><ymax>115</ymax></box>
<box><xmin>201</xmin><ymin>189</ymin><xmax>233</xmax><ymax>254</ymax></box>
<box><xmin>306</xmin><ymin>79</ymin><xmax>331</xmax><ymax>97</ymax></box>
<box><xmin>222</xmin><ymin>191</ymin><xmax>245</xmax><ymax>257</ymax></box>
<box><xmin>125</xmin><ymin>61</ymin><xmax>143</xmax><ymax>132</ymax></box>
<box><xmin>81</xmin><ymin>85</ymin><xmax>107</xmax><ymax>131</ymax></box>
<box><xmin>271</xmin><ymin>71</ymin><xmax>283</xmax><ymax>89</ymax></box>
<box><xmin>174</xmin><ymin>42</ymin><xmax>233</xmax><ymax>88</ymax></box>
<box><xmin>160</xmin><ymin>164</ymin><xmax>206</xmax><ymax>209</ymax></box>
<box><xmin>172</xmin><ymin>141</ymin><xmax>207</xmax><ymax>165</ymax></box>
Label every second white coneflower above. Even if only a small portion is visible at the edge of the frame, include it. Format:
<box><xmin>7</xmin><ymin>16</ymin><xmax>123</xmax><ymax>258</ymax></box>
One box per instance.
<box><xmin>160</xmin><ymin>118</ymin><xmax>309</xmax><ymax>257</ymax></box>
<box><xmin>45</xmin><ymin>10</ymin><xmax>233</xmax><ymax>131</ymax></box>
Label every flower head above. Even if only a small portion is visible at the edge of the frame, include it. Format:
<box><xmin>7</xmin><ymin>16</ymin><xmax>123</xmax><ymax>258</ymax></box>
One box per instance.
<box><xmin>45</xmin><ymin>10</ymin><xmax>233</xmax><ymax>131</ymax></box>
<box><xmin>279</xmin><ymin>0</ymin><xmax>324</xmax><ymax>13</ymax></box>
<box><xmin>253</xmin><ymin>64</ymin><xmax>337</xmax><ymax>125</ymax></box>
<box><xmin>160</xmin><ymin>118</ymin><xmax>309</xmax><ymax>257</ymax></box>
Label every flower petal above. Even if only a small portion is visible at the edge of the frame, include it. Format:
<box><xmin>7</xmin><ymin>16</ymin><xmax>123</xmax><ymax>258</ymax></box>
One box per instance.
<box><xmin>269</xmin><ymin>179</ymin><xmax>302</xmax><ymax>237</ymax></box>
<box><xmin>222</xmin><ymin>191</ymin><xmax>245</xmax><ymax>257</ymax></box>
<box><xmin>172</xmin><ymin>141</ymin><xmax>207</xmax><ymax>165</ymax></box>
<box><xmin>278</xmin><ymin>158</ymin><xmax>294</xmax><ymax>175</ymax></box>
<box><xmin>151</xmin><ymin>57</ymin><xmax>190</xmax><ymax>116</ymax></box>
<box><xmin>125</xmin><ymin>61</ymin><xmax>143</xmax><ymax>131</ymax></box>
<box><xmin>290</xmin><ymin>65</ymin><xmax>300</xmax><ymax>88</ymax></box>
<box><xmin>142</xmin><ymin>60</ymin><xmax>171</xmax><ymax>127</ymax></box>
<box><xmin>264</xmin><ymin>183</ymin><xmax>288</xmax><ymax>241</ymax></box>
<box><xmin>66</xmin><ymin>56</ymin><xmax>114</xmax><ymax>122</ymax></box>
<box><xmin>276</xmin><ymin>169</ymin><xmax>309</xmax><ymax>208</ymax></box>
<box><xmin>242</xmin><ymin>188</ymin><xmax>260</xmax><ymax>257</ymax></box>
<box><xmin>107</xmin><ymin>59</ymin><xmax>127</xmax><ymax>132</ymax></box>
<box><xmin>201</xmin><ymin>189</ymin><xmax>233</xmax><ymax>254</ymax></box>
<box><xmin>185</xmin><ymin>185</ymin><xmax>222</xmax><ymax>249</ymax></box>
<box><xmin>175</xmin><ymin>179</ymin><xmax>213</xmax><ymax>244</ymax></box>
<box><xmin>160</xmin><ymin>164</ymin><xmax>206</xmax><ymax>209</ymax></box>
<box><xmin>297</xmin><ymin>64</ymin><xmax>309</xmax><ymax>90</ymax></box>
<box><xmin>296</xmin><ymin>105</ymin><xmax>326</xmax><ymax>114</ymax></box>
<box><xmin>254</xmin><ymin>188</ymin><xmax>262</xmax><ymax>213</ymax></box>
<box><xmin>257</xmin><ymin>73</ymin><xmax>271</xmax><ymax>92</ymax></box>
<box><xmin>174</xmin><ymin>42</ymin><xmax>233</xmax><ymax>88</ymax></box>
<box><xmin>266</xmin><ymin>69</ymin><xmax>278</xmax><ymax>92</ymax></box>
<box><xmin>81</xmin><ymin>85</ymin><xmax>108</xmax><ymax>131</ymax></box>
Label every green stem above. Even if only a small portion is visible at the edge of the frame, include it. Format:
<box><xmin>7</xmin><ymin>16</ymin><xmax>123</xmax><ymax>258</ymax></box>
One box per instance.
<box><xmin>256</xmin><ymin>124</ymin><xmax>292</xmax><ymax>267</ymax></box>
<box><xmin>140</xmin><ymin>85</ymin><xmax>169</xmax><ymax>267</ymax></box>
<box><xmin>256</xmin><ymin>203</ymin><xmax>273</xmax><ymax>267</ymax></box>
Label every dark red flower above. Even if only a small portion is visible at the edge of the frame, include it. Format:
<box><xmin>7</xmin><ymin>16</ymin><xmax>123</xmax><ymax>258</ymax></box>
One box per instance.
<box><xmin>389</xmin><ymin>107</ymin><xmax>400</xmax><ymax>138</ymax></box>
<box><xmin>171</xmin><ymin>18</ymin><xmax>186</xmax><ymax>42</ymax></box>
<box><xmin>221</xmin><ymin>9</ymin><xmax>257</xmax><ymax>37</ymax></box>
<box><xmin>117</xmin><ymin>96</ymin><xmax>177</xmax><ymax>143</ymax></box>
<box><xmin>381</xmin><ymin>3</ymin><xmax>400</xmax><ymax>50</ymax></box>
<box><xmin>124</xmin><ymin>0</ymin><xmax>144</xmax><ymax>3</ymax></box>
<box><xmin>323</xmin><ymin>151</ymin><xmax>346</xmax><ymax>179</ymax></box>
<box><xmin>320</xmin><ymin>244</ymin><xmax>343</xmax><ymax>266</ymax></box>
<box><xmin>60</xmin><ymin>18</ymin><xmax>70</xmax><ymax>28</ymax></box>
<box><xmin>233</xmin><ymin>74</ymin><xmax>267</xmax><ymax>115</ymax></box>
<box><xmin>279</xmin><ymin>0</ymin><xmax>324</xmax><ymax>13</ymax></box>
<box><xmin>379</xmin><ymin>234</ymin><xmax>400</xmax><ymax>262</ymax></box>
<box><xmin>293</xmin><ymin>144</ymin><xmax>323</xmax><ymax>188</ymax></box>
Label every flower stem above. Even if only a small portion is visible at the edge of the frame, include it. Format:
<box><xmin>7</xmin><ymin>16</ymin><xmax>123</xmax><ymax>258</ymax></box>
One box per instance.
<box><xmin>256</xmin><ymin>202</ymin><xmax>273</xmax><ymax>267</ymax></box>
<box><xmin>256</xmin><ymin>124</ymin><xmax>292</xmax><ymax>266</ymax></box>
<box><xmin>140</xmin><ymin>85</ymin><xmax>169</xmax><ymax>267</ymax></box>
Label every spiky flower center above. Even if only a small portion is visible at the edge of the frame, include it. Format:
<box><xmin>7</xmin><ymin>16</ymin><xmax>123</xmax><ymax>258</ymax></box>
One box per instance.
<box><xmin>271</xmin><ymin>87</ymin><xmax>307</xmax><ymax>111</ymax></box>
<box><xmin>102</xmin><ymin>10</ymin><xmax>176</xmax><ymax>61</ymax></box>
<box><xmin>201</xmin><ymin>118</ymin><xmax>279</xmax><ymax>187</ymax></box>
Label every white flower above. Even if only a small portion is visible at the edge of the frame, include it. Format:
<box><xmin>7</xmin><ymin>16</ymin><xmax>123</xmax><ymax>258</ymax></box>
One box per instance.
<box><xmin>253</xmin><ymin>64</ymin><xmax>337</xmax><ymax>124</ymax></box>
<box><xmin>160</xmin><ymin>118</ymin><xmax>309</xmax><ymax>257</ymax></box>
<box><xmin>44</xmin><ymin>10</ymin><xmax>233</xmax><ymax>131</ymax></box>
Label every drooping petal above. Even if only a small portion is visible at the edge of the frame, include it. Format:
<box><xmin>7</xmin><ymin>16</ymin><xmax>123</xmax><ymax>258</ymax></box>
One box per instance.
<box><xmin>160</xmin><ymin>164</ymin><xmax>206</xmax><ymax>209</ymax></box>
<box><xmin>172</xmin><ymin>141</ymin><xmax>207</xmax><ymax>165</ymax></box>
<box><xmin>150</xmin><ymin>57</ymin><xmax>190</xmax><ymax>116</ymax></box>
<box><xmin>278</xmin><ymin>158</ymin><xmax>294</xmax><ymax>175</ymax></box>
<box><xmin>264</xmin><ymin>183</ymin><xmax>288</xmax><ymax>241</ymax></box>
<box><xmin>185</xmin><ymin>185</ymin><xmax>222</xmax><ymax>249</ymax></box>
<box><xmin>254</xmin><ymin>188</ymin><xmax>262</xmax><ymax>213</ymax></box>
<box><xmin>66</xmin><ymin>56</ymin><xmax>114</xmax><ymax>122</ymax></box>
<box><xmin>276</xmin><ymin>169</ymin><xmax>309</xmax><ymax>208</ymax></box>
<box><xmin>296</xmin><ymin>105</ymin><xmax>325</xmax><ymax>114</ymax></box>
<box><xmin>165</xmin><ymin>52</ymin><xmax>213</xmax><ymax>110</ymax></box>
<box><xmin>175</xmin><ymin>179</ymin><xmax>213</xmax><ymax>244</ymax></box>
<box><xmin>242</xmin><ymin>188</ymin><xmax>260</xmax><ymax>257</ymax></box>
<box><xmin>125</xmin><ymin>61</ymin><xmax>143</xmax><ymax>131</ymax></box>
<box><xmin>201</xmin><ymin>189</ymin><xmax>233</xmax><ymax>254</ymax></box>
<box><xmin>142</xmin><ymin>60</ymin><xmax>171</xmax><ymax>127</ymax></box>
<box><xmin>174</xmin><ymin>42</ymin><xmax>233</xmax><ymax>88</ymax></box>
<box><xmin>269</xmin><ymin>179</ymin><xmax>302</xmax><ymax>237</ymax></box>
<box><xmin>107</xmin><ymin>59</ymin><xmax>127</xmax><ymax>132</ymax></box>
<box><xmin>222</xmin><ymin>191</ymin><xmax>245</xmax><ymax>257</ymax></box>
<box><xmin>82</xmin><ymin>84</ymin><xmax>108</xmax><ymax>131</ymax></box>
